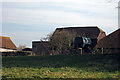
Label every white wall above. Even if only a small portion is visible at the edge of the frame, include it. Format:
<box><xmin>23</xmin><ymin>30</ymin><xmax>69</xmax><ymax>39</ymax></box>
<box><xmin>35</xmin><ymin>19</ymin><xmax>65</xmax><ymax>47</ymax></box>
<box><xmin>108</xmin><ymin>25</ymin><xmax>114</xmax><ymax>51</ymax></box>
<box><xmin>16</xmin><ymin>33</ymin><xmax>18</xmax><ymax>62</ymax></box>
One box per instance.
<box><xmin>0</xmin><ymin>48</ymin><xmax>16</xmax><ymax>52</ymax></box>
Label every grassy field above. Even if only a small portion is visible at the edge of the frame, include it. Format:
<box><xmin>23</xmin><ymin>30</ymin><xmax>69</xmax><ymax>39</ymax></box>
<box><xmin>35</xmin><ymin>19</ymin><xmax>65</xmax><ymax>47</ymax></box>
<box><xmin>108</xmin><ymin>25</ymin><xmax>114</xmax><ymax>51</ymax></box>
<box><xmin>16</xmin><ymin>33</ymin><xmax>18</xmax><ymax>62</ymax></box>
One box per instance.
<box><xmin>2</xmin><ymin>54</ymin><xmax>119</xmax><ymax>79</ymax></box>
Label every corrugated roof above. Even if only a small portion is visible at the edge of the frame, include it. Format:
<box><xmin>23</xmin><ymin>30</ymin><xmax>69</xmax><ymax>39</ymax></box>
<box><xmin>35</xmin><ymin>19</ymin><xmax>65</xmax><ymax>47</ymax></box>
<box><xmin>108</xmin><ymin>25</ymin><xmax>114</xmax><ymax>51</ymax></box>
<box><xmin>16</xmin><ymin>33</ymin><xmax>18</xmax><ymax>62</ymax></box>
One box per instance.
<box><xmin>95</xmin><ymin>29</ymin><xmax>120</xmax><ymax>48</ymax></box>
<box><xmin>0</xmin><ymin>36</ymin><xmax>17</xmax><ymax>49</ymax></box>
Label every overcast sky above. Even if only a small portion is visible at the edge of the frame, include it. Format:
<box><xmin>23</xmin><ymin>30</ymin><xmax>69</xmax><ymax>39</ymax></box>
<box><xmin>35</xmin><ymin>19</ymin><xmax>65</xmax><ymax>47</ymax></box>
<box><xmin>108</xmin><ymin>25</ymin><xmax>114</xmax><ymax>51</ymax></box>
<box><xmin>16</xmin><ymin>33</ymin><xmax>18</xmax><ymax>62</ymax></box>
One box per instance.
<box><xmin>2</xmin><ymin>0</ymin><xmax>119</xmax><ymax>48</ymax></box>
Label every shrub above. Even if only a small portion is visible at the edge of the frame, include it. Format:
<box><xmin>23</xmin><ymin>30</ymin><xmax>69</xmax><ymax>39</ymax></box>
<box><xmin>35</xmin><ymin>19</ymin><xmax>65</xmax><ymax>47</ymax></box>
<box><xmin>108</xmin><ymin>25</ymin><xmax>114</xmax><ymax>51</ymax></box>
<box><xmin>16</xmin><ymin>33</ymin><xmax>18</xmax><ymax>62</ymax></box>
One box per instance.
<box><xmin>2</xmin><ymin>51</ymin><xmax>31</xmax><ymax>56</ymax></box>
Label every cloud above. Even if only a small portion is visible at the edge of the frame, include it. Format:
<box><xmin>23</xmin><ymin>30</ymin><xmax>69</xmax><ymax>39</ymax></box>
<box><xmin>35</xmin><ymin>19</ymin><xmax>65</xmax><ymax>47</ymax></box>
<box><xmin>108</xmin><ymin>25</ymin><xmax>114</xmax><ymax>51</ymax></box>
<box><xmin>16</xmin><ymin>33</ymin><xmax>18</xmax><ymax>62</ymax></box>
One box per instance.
<box><xmin>3</xmin><ymin>30</ymin><xmax>49</xmax><ymax>47</ymax></box>
<box><xmin>2</xmin><ymin>0</ymin><xmax>100</xmax><ymax>2</ymax></box>
<box><xmin>2</xmin><ymin>0</ymin><xmax>119</xmax><ymax>3</ymax></box>
<box><xmin>2</xmin><ymin>1</ymin><xmax>118</xmax><ymax>47</ymax></box>
<box><xmin>3</xmin><ymin>2</ymin><xmax>117</xmax><ymax>22</ymax></box>
<box><xmin>3</xmin><ymin>1</ymin><xmax>117</xmax><ymax>30</ymax></box>
<box><xmin>0</xmin><ymin>2</ymin><xmax>2</xmax><ymax>36</ymax></box>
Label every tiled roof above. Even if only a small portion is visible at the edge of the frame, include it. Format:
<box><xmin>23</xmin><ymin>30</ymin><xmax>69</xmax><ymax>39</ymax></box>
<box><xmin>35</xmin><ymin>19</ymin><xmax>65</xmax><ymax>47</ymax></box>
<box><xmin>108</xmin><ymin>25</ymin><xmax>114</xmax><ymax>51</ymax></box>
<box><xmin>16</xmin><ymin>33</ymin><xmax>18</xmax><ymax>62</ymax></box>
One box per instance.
<box><xmin>53</xmin><ymin>26</ymin><xmax>106</xmax><ymax>41</ymax></box>
<box><xmin>0</xmin><ymin>36</ymin><xmax>17</xmax><ymax>49</ymax></box>
<box><xmin>95</xmin><ymin>29</ymin><xmax>120</xmax><ymax>48</ymax></box>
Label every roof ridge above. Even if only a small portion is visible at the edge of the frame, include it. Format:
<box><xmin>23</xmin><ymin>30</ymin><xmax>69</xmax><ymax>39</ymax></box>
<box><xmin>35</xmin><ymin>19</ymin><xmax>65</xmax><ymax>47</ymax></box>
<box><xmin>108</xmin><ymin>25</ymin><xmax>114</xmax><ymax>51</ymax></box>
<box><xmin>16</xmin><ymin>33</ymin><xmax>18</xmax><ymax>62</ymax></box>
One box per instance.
<box><xmin>0</xmin><ymin>36</ymin><xmax>10</xmax><ymax>38</ymax></box>
<box><xmin>106</xmin><ymin>28</ymin><xmax>120</xmax><ymax>37</ymax></box>
<box><xmin>97</xmin><ymin>27</ymin><xmax>105</xmax><ymax>32</ymax></box>
<box><xmin>57</xmin><ymin>26</ymin><xmax>98</xmax><ymax>29</ymax></box>
<box><xmin>0</xmin><ymin>36</ymin><xmax>17</xmax><ymax>49</ymax></box>
<box><xmin>97</xmin><ymin>28</ymin><xmax>119</xmax><ymax>42</ymax></box>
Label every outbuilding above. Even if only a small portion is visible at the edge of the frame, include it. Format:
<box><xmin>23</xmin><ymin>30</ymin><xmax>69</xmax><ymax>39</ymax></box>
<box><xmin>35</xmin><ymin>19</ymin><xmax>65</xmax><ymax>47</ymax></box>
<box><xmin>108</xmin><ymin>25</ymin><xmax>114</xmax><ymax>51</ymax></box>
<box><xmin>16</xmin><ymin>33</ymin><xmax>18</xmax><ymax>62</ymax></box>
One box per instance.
<box><xmin>0</xmin><ymin>36</ymin><xmax>17</xmax><ymax>52</ymax></box>
<box><xmin>32</xmin><ymin>26</ymin><xmax>106</xmax><ymax>55</ymax></box>
<box><xmin>52</xmin><ymin>26</ymin><xmax>106</xmax><ymax>48</ymax></box>
<box><xmin>95</xmin><ymin>29</ymin><xmax>120</xmax><ymax>53</ymax></box>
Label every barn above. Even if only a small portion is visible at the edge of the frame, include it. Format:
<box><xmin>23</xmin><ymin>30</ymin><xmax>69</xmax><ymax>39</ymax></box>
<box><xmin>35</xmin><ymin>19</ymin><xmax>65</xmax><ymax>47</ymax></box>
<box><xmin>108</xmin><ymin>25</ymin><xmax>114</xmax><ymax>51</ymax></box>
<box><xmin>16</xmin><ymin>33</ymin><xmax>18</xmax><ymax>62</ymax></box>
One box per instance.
<box><xmin>32</xmin><ymin>41</ymin><xmax>49</xmax><ymax>55</ymax></box>
<box><xmin>52</xmin><ymin>26</ymin><xmax>106</xmax><ymax>48</ymax></box>
<box><xmin>32</xmin><ymin>26</ymin><xmax>106</xmax><ymax>55</ymax></box>
<box><xmin>95</xmin><ymin>29</ymin><xmax>120</xmax><ymax>53</ymax></box>
<box><xmin>0</xmin><ymin>36</ymin><xmax>17</xmax><ymax>52</ymax></box>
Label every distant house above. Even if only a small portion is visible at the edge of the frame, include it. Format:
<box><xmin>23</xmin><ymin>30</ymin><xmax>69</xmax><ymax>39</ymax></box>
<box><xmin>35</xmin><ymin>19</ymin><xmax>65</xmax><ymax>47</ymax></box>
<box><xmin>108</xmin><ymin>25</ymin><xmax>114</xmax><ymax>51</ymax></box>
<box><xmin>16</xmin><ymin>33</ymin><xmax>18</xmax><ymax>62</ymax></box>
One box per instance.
<box><xmin>32</xmin><ymin>26</ymin><xmax>106</xmax><ymax>55</ymax></box>
<box><xmin>22</xmin><ymin>48</ymin><xmax>32</xmax><ymax>52</ymax></box>
<box><xmin>95</xmin><ymin>29</ymin><xmax>120</xmax><ymax>53</ymax></box>
<box><xmin>0</xmin><ymin>36</ymin><xmax>17</xmax><ymax>52</ymax></box>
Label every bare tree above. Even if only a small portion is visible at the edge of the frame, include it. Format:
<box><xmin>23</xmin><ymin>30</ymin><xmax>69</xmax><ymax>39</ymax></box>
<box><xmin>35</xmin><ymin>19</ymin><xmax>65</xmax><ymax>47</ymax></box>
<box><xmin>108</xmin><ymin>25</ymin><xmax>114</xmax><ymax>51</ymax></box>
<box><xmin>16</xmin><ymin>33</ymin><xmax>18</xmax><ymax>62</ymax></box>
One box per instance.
<box><xmin>49</xmin><ymin>30</ymin><xmax>76</xmax><ymax>55</ymax></box>
<box><xmin>17</xmin><ymin>45</ymin><xmax>26</xmax><ymax>51</ymax></box>
<box><xmin>40</xmin><ymin>33</ymin><xmax>53</xmax><ymax>41</ymax></box>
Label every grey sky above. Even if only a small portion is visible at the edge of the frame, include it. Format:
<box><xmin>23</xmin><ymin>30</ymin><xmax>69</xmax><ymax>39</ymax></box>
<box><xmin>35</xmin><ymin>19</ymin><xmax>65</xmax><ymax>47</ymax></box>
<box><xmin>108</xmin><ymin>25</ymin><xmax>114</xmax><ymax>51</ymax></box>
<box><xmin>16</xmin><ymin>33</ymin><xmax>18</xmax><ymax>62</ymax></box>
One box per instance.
<box><xmin>2</xmin><ymin>0</ymin><xmax>119</xmax><ymax>47</ymax></box>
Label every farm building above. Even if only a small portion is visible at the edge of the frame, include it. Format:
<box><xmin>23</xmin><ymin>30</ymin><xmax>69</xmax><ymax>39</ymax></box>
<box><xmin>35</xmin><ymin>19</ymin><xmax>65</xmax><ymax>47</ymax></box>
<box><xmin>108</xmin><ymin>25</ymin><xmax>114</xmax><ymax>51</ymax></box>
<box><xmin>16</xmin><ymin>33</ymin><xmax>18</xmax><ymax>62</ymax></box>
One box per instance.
<box><xmin>52</xmin><ymin>26</ymin><xmax>106</xmax><ymax>48</ymax></box>
<box><xmin>95</xmin><ymin>29</ymin><xmax>120</xmax><ymax>53</ymax></box>
<box><xmin>32</xmin><ymin>26</ymin><xmax>106</xmax><ymax>55</ymax></box>
<box><xmin>22</xmin><ymin>48</ymin><xmax>32</xmax><ymax>52</ymax></box>
<box><xmin>53</xmin><ymin>26</ymin><xmax>106</xmax><ymax>41</ymax></box>
<box><xmin>0</xmin><ymin>36</ymin><xmax>17</xmax><ymax>52</ymax></box>
<box><xmin>32</xmin><ymin>41</ymin><xmax>49</xmax><ymax>55</ymax></box>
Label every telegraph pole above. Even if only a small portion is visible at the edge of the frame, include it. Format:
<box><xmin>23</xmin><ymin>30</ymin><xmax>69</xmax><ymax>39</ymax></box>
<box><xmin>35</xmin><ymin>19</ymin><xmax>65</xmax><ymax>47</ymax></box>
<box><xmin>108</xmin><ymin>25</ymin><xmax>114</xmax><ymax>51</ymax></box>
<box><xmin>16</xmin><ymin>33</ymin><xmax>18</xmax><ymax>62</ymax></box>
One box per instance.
<box><xmin>118</xmin><ymin>1</ymin><xmax>120</xmax><ymax>29</ymax></box>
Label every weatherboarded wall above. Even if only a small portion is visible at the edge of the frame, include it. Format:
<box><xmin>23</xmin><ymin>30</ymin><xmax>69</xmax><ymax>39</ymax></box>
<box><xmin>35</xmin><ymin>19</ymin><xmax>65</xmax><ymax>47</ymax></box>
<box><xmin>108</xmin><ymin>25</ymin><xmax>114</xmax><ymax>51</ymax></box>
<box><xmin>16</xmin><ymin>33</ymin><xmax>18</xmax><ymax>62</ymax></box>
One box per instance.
<box><xmin>95</xmin><ymin>29</ymin><xmax>120</xmax><ymax>53</ymax></box>
<box><xmin>32</xmin><ymin>27</ymin><xmax>107</xmax><ymax>55</ymax></box>
<box><xmin>52</xmin><ymin>26</ymin><xmax>106</xmax><ymax>48</ymax></box>
<box><xmin>32</xmin><ymin>41</ymin><xmax>49</xmax><ymax>56</ymax></box>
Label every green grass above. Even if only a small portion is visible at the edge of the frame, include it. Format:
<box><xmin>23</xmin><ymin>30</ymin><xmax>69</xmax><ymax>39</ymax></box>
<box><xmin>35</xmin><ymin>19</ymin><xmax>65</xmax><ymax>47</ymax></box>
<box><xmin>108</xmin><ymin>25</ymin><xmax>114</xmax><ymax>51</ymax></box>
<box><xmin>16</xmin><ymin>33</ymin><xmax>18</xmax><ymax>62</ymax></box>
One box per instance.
<box><xmin>2</xmin><ymin>54</ymin><xmax>119</xmax><ymax>78</ymax></box>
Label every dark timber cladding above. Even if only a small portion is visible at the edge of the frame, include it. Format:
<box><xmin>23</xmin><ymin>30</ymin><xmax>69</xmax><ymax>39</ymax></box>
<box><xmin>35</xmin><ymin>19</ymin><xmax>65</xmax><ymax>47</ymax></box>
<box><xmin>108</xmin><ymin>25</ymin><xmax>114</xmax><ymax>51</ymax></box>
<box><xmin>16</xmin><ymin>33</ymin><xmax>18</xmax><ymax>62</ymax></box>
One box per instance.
<box><xmin>32</xmin><ymin>41</ymin><xmax>49</xmax><ymax>55</ymax></box>
<box><xmin>52</xmin><ymin>26</ymin><xmax>106</xmax><ymax>47</ymax></box>
<box><xmin>95</xmin><ymin>29</ymin><xmax>120</xmax><ymax>49</ymax></box>
<box><xmin>95</xmin><ymin>29</ymin><xmax>120</xmax><ymax>53</ymax></box>
<box><xmin>53</xmin><ymin>26</ymin><xmax>106</xmax><ymax>41</ymax></box>
<box><xmin>32</xmin><ymin>26</ymin><xmax>106</xmax><ymax>55</ymax></box>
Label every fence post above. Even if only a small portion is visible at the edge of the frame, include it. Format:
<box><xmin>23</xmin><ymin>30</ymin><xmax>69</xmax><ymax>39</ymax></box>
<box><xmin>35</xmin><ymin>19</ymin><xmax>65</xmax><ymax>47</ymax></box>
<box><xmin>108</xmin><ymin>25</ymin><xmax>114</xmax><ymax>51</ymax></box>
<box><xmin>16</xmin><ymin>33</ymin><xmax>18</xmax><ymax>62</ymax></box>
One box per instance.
<box><xmin>79</xmin><ymin>48</ymin><xmax>82</xmax><ymax>54</ymax></box>
<box><xmin>102</xmin><ymin>48</ymin><xmax>103</xmax><ymax>54</ymax></box>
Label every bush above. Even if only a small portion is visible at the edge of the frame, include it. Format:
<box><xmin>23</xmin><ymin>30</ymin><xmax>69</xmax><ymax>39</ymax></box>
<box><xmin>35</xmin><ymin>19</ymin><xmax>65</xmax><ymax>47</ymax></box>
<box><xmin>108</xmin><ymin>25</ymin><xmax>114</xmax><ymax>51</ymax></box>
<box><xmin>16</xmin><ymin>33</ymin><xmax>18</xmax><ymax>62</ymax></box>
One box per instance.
<box><xmin>49</xmin><ymin>31</ymin><xmax>76</xmax><ymax>55</ymax></box>
<box><xmin>92</xmin><ymin>48</ymin><xmax>101</xmax><ymax>54</ymax></box>
<box><xmin>2</xmin><ymin>51</ymin><xmax>31</xmax><ymax>56</ymax></box>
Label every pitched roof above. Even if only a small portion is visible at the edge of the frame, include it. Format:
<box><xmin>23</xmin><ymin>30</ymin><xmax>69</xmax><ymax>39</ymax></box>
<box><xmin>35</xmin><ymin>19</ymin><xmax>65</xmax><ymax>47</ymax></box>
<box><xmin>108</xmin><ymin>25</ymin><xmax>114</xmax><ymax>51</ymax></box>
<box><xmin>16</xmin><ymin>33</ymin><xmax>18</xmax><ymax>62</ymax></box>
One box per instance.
<box><xmin>22</xmin><ymin>48</ymin><xmax>32</xmax><ymax>51</ymax></box>
<box><xmin>95</xmin><ymin>29</ymin><xmax>120</xmax><ymax>48</ymax></box>
<box><xmin>97</xmin><ymin>27</ymin><xmax>105</xmax><ymax>32</ymax></box>
<box><xmin>0</xmin><ymin>36</ymin><xmax>17</xmax><ymax>49</ymax></box>
<box><xmin>53</xmin><ymin>26</ymin><xmax>106</xmax><ymax>41</ymax></box>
